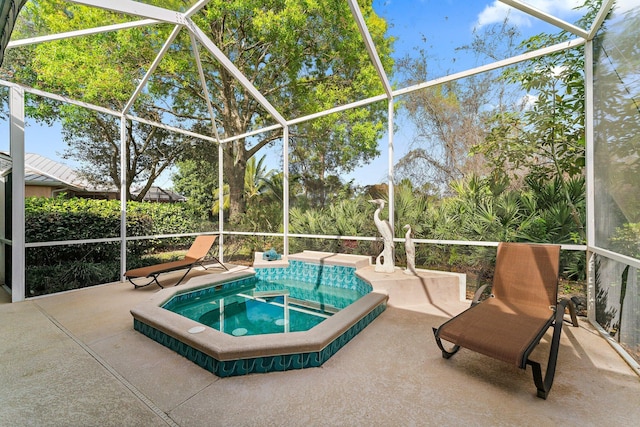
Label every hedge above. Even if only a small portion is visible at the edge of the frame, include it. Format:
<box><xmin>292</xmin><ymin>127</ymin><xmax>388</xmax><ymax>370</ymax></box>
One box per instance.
<box><xmin>23</xmin><ymin>196</ymin><xmax>213</xmax><ymax>296</ymax></box>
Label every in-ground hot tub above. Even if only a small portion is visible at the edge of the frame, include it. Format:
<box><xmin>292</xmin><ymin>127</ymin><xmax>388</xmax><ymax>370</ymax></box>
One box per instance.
<box><xmin>131</xmin><ymin>251</ymin><xmax>388</xmax><ymax>376</ymax></box>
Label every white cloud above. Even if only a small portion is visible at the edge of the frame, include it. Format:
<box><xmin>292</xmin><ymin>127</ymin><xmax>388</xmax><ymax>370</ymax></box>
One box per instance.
<box><xmin>477</xmin><ymin>2</ymin><xmax>529</xmax><ymax>28</ymax></box>
<box><xmin>476</xmin><ymin>0</ymin><xmax>585</xmax><ymax>29</ymax></box>
<box><xmin>613</xmin><ymin>0</ymin><xmax>640</xmax><ymax>14</ymax></box>
<box><xmin>521</xmin><ymin>93</ymin><xmax>537</xmax><ymax>109</ymax></box>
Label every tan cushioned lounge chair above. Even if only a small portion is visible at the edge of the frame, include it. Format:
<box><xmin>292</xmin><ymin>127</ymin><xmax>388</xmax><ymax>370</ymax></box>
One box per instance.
<box><xmin>124</xmin><ymin>235</ymin><xmax>227</xmax><ymax>288</ymax></box>
<box><xmin>433</xmin><ymin>242</ymin><xmax>578</xmax><ymax>399</ymax></box>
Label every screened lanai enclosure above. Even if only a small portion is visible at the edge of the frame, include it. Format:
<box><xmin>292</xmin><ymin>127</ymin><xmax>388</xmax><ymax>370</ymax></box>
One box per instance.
<box><xmin>0</xmin><ymin>0</ymin><xmax>639</xmax><ymax>370</ymax></box>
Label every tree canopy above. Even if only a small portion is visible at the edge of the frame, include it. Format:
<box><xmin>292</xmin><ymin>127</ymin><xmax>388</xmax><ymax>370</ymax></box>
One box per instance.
<box><xmin>3</xmin><ymin>0</ymin><xmax>190</xmax><ymax>200</ymax></box>
<box><xmin>181</xmin><ymin>0</ymin><xmax>394</xmax><ymax>219</ymax></box>
<box><xmin>3</xmin><ymin>0</ymin><xmax>394</xmax><ymax>211</ymax></box>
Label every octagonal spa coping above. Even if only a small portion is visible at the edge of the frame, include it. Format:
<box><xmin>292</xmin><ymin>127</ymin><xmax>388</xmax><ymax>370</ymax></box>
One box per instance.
<box><xmin>130</xmin><ymin>251</ymin><xmax>388</xmax><ymax>376</ymax></box>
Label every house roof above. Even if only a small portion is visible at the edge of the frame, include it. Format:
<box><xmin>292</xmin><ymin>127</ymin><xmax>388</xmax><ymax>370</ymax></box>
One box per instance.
<box><xmin>0</xmin><ymin>151</ymin><xmax>11</xmax><ymax>175</ymax></box>
<box><xmin>138</xmin><ymin>186</ymin><xmax>187</xmax><ymax>203</ymax></box>
<box><xmin>2</xmin><ymin>151</ymin><xmax>186</xmax><ymax>201</ymax></box>
<box><xmin>0</xmin><ymin>151</ymin><xmax>116</xmax><ymax>192</ymax></box>
<box><xmin>24</xmin><ymin>152</ymin><xmax>81</xmax><ymax>187</ymax></box>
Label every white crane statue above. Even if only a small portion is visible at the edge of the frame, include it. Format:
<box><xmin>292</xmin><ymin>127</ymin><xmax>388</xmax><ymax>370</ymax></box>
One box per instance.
<box><xmin>403</xmin><ymin>224</ymin><xmax>417</xmax><ymax>275</ymax></box>
<box><xmin>369</xmin><ymin>199</ymin><xmax>395</xmax><ymax>273</ymax></box>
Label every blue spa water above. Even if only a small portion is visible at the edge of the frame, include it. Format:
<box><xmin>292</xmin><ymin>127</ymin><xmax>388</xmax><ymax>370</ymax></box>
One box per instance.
<box><xmin>162</xmin><ymin>261</ymin><xmax>372</xmax><ymax>337</ymax></box>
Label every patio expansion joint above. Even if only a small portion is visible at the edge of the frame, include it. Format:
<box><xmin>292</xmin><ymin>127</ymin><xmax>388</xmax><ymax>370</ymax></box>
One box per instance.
<box><xmin>170</xmin><ymin>376</ymin><xmax>223</xmax><ymax>414</ymax></box>
<box><xmin>33</xmin><ymin>302</ymin><xmax>179</xmax><ymax>427</ymax></box>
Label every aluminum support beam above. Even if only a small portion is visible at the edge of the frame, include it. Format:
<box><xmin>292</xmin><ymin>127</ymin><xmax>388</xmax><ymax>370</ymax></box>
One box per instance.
<box><xmin>585</xmin><ymin>39</ymin><xmax>595</xmax><ymax>323</ymax></box>
<box><xmin>218</xmin><ymin>143</ymin><xmax>224</xmax><ymax>263</ymax></box>
<box><xmin>589</xmin><ymin>246</ymin><xmax>640</xmax><ymax>272</ymax></box>
<box><xmin>387</xmin><ymin>98</ymin><xmax>394</xmax><ymax>234</ymax></box>
<box><xmin>0</xmin><ymin>80</ymin><xmax>222</xmax><ymax>143</ymax></box>
<box><xmin>0</xmin><ymin>79</ymin><xmax>120</xmax><ymax>116</ymax></box>
<box><xmin>6</xmin><ymin>19</ymin><xmax>161</xmax><ymax>49</ymax></box>
<box><xmin>9</xmin><ymin>86</ymin><xmax>25</xmax><ymax>302</ymax></box>
<box><xmin>394</xmin><ymin>38</ymin><xmax>586</xmax><ymax>98</ymax></box>
<box><xmin>119</xmin><ymin>116</ymin><xmax>128</xmax><ymax>281</ymax></box>
<box><xmin>122</xmin><ymin>25</ymin><xmax>183</xmax><ymax>115</ymax></box>
<box><xmin>68</xmin><ymin>0</ymin><xmax>187</xmax><ymax>25</ymax></box>
<box><xmin>220</xmin><ymin>124</ymin><xmax>283</xmax><ymax>145</ymax></box>
<box><xmin>184</xmin><ymin>0</ymin><xmax>210</xmax><ymax>18</ymax></box>
<box><xmin>287</xmin><ymin>94</ymin><xmax>387</xmax><ymax>126</ymax></box>
<box><xmin>588</xmin><ymin>0</ymin><xmax>616</xmax><ymax>40</ymax></box>
<box><xmin>186</xmin><ymin>18</ymin><xmax>287</xmax><ymax>127</ymax></box>
<box><xmin>499</xmin><ymin>0</ymin><xmax>589</xmax><ymax>39</ymax></box>
<box><xmin>283</xmin><ymin>126</ymin><xmax>290</xmax><ymax>256</ymax></box>
<box><xmin>189</xmin><ymin>32</ymin><xmax>223</xmax><ymax>143</ymax></box>
<box><xmin>126</xmin><ymin>114</ymin><xmax>219</xmax><ymax>143</ymax></box>
<box><xmin>585</xmin><ymin>40</ymin><xmax>595</xmax><ymax>252</ymax></box>
<box><xmin>347</xmin><ymin>0</ymin><xmax>392</xmax><ymax>98</ymax></box>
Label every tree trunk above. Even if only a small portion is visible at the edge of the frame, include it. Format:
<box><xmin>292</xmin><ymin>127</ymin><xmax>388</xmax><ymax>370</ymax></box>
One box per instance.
<box><xmin>223</xmin><ymin>140</ymin><xmax>247</xmax><ymax>223</ymax></box>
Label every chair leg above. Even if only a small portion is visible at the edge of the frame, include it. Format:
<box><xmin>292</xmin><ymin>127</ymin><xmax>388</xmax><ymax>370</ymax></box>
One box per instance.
<box><xmin>432</xmin><ymin>327</ymin><xmax>461</xmax><ymax>359</ymax></box>
<box><xmin>199</xmin><ymin>258</ymin><xmax>228</xmax><ymax>271</ymax></box>
<box><xmin>212</xmin><ymin>257</ymin><xmax>228</xmax><ymax>270</ymax></box>
<box><xmin>172</xmin><ymin>267</ymin><xmax>193</xmax><ymax>287</ymax></box>
<box><xmin>527</xmin><ymin>359</ymin><xmax>549</xmax><ymax>399</ymax></box>
<box><xmin>127</xmin><ymin>276</ymin><xmax>160</xmax><ymax>289</ymax></box>
<box><xmin>526</xmin><ymin>298</ymin><xmax>579</xmax><ymax>399</ymax></box>
<box><xmin>566</xmin><ymin>297</ymin><xmax>579</xmax><ymax>327</ymax></box>
<box><xmin>152</xmin><ymin>275</ymin><xmax>165</xmax><ymax>288</ymax></box>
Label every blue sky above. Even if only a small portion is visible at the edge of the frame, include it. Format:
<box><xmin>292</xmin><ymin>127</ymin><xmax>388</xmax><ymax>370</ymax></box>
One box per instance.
<box><xmin>375</xmin><ymin>0</ymin><xmax>585</xmax><ymax>63</ymax></box>
<box><xmin>1</xmin><ymin>0</ymin><xmax>589</xmax><ymax>189</ymax></box>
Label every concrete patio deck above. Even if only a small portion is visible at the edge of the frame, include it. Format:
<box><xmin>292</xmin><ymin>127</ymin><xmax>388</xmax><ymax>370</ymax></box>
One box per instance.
<box><xmin>1</xmin><ymin>264</ymin><xmax>639</xmax><ymax>427</ymax></box>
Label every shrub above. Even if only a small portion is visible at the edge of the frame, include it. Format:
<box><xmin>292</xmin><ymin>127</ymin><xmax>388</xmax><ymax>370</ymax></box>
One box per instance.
<box><xmin>25</xmin><ymin>197</ymin><xmax>154</xmax><ymax>266</ymax></box>
<box><xmin>23</xmin><ymin>196</ymin><xmax>212</xmax><ymax>296</ymax></box>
